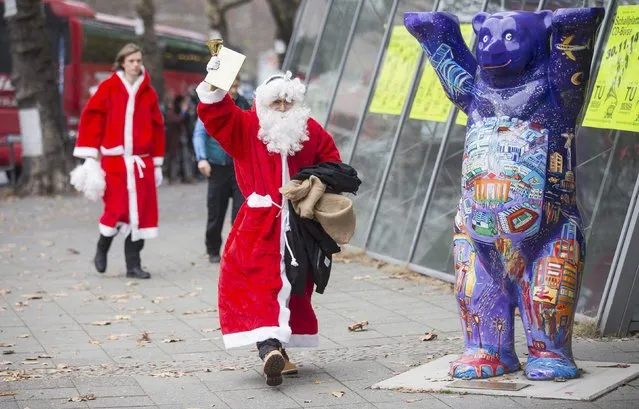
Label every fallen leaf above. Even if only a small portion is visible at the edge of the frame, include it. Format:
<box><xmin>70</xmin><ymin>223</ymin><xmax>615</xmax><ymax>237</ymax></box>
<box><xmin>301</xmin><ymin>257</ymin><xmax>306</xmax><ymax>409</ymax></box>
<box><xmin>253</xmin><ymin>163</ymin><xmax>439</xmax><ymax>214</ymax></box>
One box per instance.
<box><xmin>41</xmin><ymin>240</ymin><xmax>54</xmax><ymax>248</ymax></box>
<box><xmin>220</xmin><ymin>366</ymin><xmax>237</xmax><ymax>371</ymax></box>
<box><xmin>1</xmin><ymin>361</ymin><xmax>12</xmax><ymax>365</ymax></box>
<box><xmin>67</xmin><ymin>248</ymin><xmax>80</xmax><ymax>255</ymax></box>
<box><xmin>2</xmin><ymin>350</ymin><xmax>15</xmax><ymax>355</ymax></box>
<box><xmin>91</xmin><ymin>321</ymin><xmax>111</xmax><ymax>326</ymax></box>
<box><xmin>15</xmin><ymin>301</ymin><xmax>29</xmax><ymax>307</ymax></box>
<box><xmin>331</xmin><ymin>391</ymin><xmax>345</xmax><ymax>398</ymax></box>
<box><xmin>314</xmin><ymin>379</ymin><xmax>322</xmax><ymax>384</ymax></box>
<box><xmin>421</xmin><ymin>332</ymin><xmax>437</xmax><ymax>342</ymax></box>
<box><xmin>68</xmin><ymin>394</ymin><xmax>96</xmax><ymax>402</ymax></box>
<box><xmin>17</xmin><ymin>334</ymin><xmax>29</xmax><ymax>339</ymax></box>
<box><xmin>353</xmin><ymin>275</ymin><xmax>371</xmax><ymax>280</ymax></box>
<box><xmin>162</xmin><ymin>338</ymin><xmax>184</xmax><ymax>343</ymax></box>
<box><xmin>107</xmin><ymin>335</ymin><xmax>120</xmax><ymax>341</ymax></box>
<box><xmin>554</xmin><ymin>377</ymin><xmax>567</xmax><ymax>382</ymax></box>
<box><xmin>137</xmin><ymin>331</ymin><xmax>151</xmax><ymax>346</ymax></box>
<box><xmin>56</xmin><ymin>364</ymin><xmax>68</xmax><ymax>369</ymax></box>
<box><xmin>596</xmin><ymin>363</ymin><xmax>631</xmax><ymax>368</ymax></box>
<box><xmin>303</xmin><ymin>400</ymin><xmax>312</xmax><ymax>403</ymax></box>
<box><xmin>0</xmin><ymin>391</ymin><xmax>16</xmax><ymax>396</ymax></box>
<box><xmin>0</xmin><ymin>343</ymin><xmax>15</xmax><ymax>348</ymax></box>
<box><xmin>114</xmin><ymin>315</ymin><xmax>131</xmax><ymax>321</ymax></box>
<box><xmin>202</xmin><ymin>328</ymin><xmax>219</xmax><ymax>333</ymax></box>
<box><xmin>166</xmin><ymin>308</ymin><xmax>175</xmax><ymax>313</ymax></box>
<box><xmin>152</xmin><ymin>370</ymin><xmax>185</xmax><ymax>378</ymax></box>
<box><xmin>37</xmin><ymin>354</ymin><xmax>52</xmax><ymax>359</ymax></box>
<box><xmin>89</xmin><ymin>339</ymin><xmax>101</xmax><ymax>345</ymax></box>
<box><xmin>0</xmin><ymin>288</ymin><xmax>10</xmax><ymax>296</ymax></box>
<box><xmin>348</xmin><ymin>321</ymin><xmax>369</xmax><ymax>332</ymax></box>
<box><xmin>406</xmin><ymin>398</ymin><xmax>422</xmax><ymax>403</ymax></box>
<box><xmin>125</xmin><ymin>281</ymin><xmax>139</xmax><ymax>287</ymax></box>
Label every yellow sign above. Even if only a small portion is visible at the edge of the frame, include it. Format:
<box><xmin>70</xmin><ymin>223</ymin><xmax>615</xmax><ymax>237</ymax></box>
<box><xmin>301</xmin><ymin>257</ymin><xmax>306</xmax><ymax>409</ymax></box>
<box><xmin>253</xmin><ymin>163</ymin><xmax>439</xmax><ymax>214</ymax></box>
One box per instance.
<box><xmin>410</xmin><ymin>24</ymin><xmax>475</xmax><ymax>122</ymax></box>
<box><xmin>583</xmin><ymin>6</ymin><xmax>639</xmax><ymax>132</ymax></box>
<box><xmin>369</xmin><ymin>26</ymin><xmax>422</xmax><ymax>115</ymax></box>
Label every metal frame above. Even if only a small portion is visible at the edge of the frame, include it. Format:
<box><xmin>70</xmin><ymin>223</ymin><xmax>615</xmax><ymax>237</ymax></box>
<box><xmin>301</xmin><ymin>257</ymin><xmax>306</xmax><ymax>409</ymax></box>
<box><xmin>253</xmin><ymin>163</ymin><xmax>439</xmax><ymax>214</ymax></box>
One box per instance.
<box><xmin>303</xmin><ymin>0</ymin><xmax>335</xmax><ymax>89</ymax></box>
<box><xmin>322</xmin><ymin>0</ymin><xmax>365</xmax><ymax>127</ymax></box>
<box><xmin>281</xmin><ymin>0</ymin><xmax>309</xmax><ymax>71</ymax></box>
<box><xmin>597</xmin><ymin>168</ymin><xmax>639</xmax><ymax>336</ymax></box>
<box><xmin>406</xmin><ymin>0</ymin><xmax>491</xmax><ymax>263</ymax></box>
<box><xmin>344</xmin><ymin>0</ymin><xmax>401</xmax><ymax>164</ymax></box>
<box><xmin>362</xmin><ymin>0</ymin><xmax>443</xmax><ymax>248</ymax></box>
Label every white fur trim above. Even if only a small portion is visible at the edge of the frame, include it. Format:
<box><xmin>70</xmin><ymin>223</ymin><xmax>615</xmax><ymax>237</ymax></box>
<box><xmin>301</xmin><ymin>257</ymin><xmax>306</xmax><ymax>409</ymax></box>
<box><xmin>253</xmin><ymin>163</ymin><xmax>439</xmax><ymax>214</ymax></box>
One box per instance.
<box><xmin>153</xmin><ymin>157</ymin><xmax>163</xmax><ymax>166</ymax></box>
<box><xmin>99</xmin><ymin>223</ymin><xmax>118</xmax><ymax>237</ymax></box>
<box><xmin>116</xmin><ymin>70</ymin><xmax>147</xmax><ymax>242</ymax></box>
<box><xmin>101</xmin><ymin>145</ymin><xmax>124</xmax><ymax>156</ymax></box>
<box><xmin>196</xmin><ymin>82</ymin><xmax>226</xmax><ymax>104</ymax></box>
<box><xmin>277</xmin><ymin>153</ymin><xmax>293</xmax><ymax>338</ymax></box>
<box><xmin>73</xmin><ymin>147</ymin><xmax>98</xmax><ymax>159</ymax></box>
<box><xmin>222</xmin><ymin>326</ymin><xmax>292</xmax><ymax>349</ymax></box>
<box><xmin>255</xmin><ymin>71</ymin><xmax>305</xmax><ymax>109</ymax></box>
<box><xmin>283</xmin><ymin>334</ymin><xmax>319</xmax><ymax>348</ymax></box>
<box><xmin>136</xmin><ymin>227</ymin><xmax>158</xmax><ymax>240</ymax></box>
<box><xmin>246</xmin><ymin>192</ymin><xmax>276</xmax><ymax>208</ymax></box>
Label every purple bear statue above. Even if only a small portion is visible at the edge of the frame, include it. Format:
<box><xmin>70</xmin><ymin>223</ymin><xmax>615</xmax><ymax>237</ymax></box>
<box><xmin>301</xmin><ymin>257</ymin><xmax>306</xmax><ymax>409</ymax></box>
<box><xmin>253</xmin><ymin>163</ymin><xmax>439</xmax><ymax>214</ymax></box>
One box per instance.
<box><xmin>405</xmin><ymin>8</ymin><xmax>604</xmax><ymax>380</ymax></box>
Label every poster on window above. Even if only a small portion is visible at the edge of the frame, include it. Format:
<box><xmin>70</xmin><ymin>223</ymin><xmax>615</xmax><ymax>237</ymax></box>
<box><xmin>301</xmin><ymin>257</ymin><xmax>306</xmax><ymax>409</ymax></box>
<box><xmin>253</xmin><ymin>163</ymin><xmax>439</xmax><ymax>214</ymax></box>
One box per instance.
<box><xmin>583</xmin><ymin>5</ymin><xmax>639</xmax><ymax>132</ymax></box>
<box><xmin>410</xmin><ymin>24</ymin><xmax>474</xmax><ymax>123</ymax></box>
<box><xmin>369</xmin><ymin>26</ymin><xmax>421</xmax><ymax>115</ymax></box>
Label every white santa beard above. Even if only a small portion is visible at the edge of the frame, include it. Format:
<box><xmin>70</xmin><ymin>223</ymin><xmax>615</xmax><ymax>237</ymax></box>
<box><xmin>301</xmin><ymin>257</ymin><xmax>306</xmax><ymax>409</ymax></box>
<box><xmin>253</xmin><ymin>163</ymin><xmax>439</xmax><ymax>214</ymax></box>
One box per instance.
<box><xmin>256</xmin><ymin>104</ymin><xmax>311</xmax><ymax>156</ymax></box>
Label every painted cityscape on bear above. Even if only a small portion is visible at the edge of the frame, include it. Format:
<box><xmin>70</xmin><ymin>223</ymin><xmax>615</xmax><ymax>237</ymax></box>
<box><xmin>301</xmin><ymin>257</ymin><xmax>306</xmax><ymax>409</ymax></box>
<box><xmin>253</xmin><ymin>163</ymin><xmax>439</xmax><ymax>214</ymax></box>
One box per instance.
<box><xmin>460</xmin><ymin>116</ymin><xmax>550</xmax><ymax>243</ymax></box>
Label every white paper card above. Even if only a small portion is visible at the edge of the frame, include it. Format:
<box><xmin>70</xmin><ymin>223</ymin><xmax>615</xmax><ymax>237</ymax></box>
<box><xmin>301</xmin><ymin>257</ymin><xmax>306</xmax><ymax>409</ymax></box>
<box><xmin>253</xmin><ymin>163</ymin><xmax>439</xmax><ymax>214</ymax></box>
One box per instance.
<box><xmin>204</xmin><ymin>47</ymin><xmax>246</xmax><ymax>91</ymax></box>
<box><xmin>4</xmin><ymin>0</ymin><xmax>17</xmax><ymax>18</ymax></box>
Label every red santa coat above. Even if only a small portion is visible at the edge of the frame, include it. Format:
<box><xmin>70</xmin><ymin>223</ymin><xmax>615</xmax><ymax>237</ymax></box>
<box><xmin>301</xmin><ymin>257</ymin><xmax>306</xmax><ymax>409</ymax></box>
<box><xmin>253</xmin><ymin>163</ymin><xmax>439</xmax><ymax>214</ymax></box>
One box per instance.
<box><xmin>74</xmin><ymin>70</ymin><xmax>165</xmax><ymax>241</ymax></box>
<box><xmin>198</xmin><ymin>93</ymin><xmax>341</xmax><ymax>349</ymax></box>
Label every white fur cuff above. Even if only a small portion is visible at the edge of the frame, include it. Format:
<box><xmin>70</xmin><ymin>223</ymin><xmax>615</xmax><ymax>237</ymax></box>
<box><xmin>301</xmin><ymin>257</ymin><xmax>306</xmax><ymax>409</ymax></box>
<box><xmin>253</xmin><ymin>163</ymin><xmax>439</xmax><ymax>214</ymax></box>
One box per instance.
<box><xmin>196</xmin><ymin>82</ymin><xmax>226</xmax><ymax>104</ymax></box>
<box><xmin>73</xmin><ymin>147</ymin><xmax>98</xmax><ymax>159</ymax></box>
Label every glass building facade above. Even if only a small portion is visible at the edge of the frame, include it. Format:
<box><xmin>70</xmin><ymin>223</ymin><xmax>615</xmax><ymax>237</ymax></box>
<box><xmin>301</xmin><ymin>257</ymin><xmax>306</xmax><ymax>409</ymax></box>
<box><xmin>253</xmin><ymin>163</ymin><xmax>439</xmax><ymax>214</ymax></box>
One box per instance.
<box><xmin>284</xmin><ymin>0</ymin><xmax>639</xmax><ymax>335</ymax></box>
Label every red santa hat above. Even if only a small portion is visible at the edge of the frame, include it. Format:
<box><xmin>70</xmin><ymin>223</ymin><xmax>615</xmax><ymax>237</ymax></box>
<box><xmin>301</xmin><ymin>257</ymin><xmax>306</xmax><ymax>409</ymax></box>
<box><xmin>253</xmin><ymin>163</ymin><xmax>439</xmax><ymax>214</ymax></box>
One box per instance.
<box><xmin>255</xmin><ymin>71</ymin><xmax>306</xmax><ymax>109</ymax></box>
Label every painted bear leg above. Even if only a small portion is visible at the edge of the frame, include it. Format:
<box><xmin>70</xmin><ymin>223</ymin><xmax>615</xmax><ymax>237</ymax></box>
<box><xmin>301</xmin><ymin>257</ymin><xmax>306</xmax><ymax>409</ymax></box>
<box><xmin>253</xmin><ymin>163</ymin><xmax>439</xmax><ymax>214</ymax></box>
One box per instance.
<box><xmin>519</xmin><ymin>219</ymin><xmax>584</xmax><ymax>380</ymax></box>
<box><xmin>450</xmin><ymin>236</ymin><xmax>520</xmax><ymax>379</ymax></box>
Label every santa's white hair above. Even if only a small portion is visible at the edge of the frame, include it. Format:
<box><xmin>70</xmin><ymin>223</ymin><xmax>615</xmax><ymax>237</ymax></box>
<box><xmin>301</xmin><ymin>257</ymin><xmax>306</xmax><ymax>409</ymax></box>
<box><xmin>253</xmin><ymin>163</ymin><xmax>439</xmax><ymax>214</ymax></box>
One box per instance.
<box><xmin>254</xmin><ymin>71</ymin><xmax>310</xmax><ymax>156</ymax></box>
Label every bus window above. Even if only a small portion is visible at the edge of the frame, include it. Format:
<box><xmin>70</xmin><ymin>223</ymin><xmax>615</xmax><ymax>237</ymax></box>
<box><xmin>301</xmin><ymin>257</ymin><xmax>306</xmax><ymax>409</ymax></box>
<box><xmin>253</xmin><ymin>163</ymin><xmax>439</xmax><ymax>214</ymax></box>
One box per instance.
<box><xmin>82</xmin><ymin>20</ymin><xmax>137</xmax><ymax>65</ymax></box>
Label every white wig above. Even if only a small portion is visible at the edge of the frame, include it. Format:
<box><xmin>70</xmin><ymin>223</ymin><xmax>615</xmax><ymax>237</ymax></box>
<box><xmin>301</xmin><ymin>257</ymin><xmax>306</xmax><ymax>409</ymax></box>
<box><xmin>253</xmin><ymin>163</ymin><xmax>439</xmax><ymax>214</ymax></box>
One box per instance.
<box><xmin>254</xmin><ymin>71</ymin><xmax>306</xmax><ymax>109</ymax></box>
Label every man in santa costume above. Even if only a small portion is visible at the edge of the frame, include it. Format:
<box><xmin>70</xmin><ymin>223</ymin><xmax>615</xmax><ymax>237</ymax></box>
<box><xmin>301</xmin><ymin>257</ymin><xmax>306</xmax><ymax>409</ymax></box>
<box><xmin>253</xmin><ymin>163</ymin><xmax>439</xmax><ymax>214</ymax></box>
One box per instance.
<box><xmin>196</xmin><ymin>56</ymin><xmax>341</xmax><ymax>386</ymax></box>
<box><xmin>71</xmin><ymin>43</ymin><xmax>165</xmax><ymax>279</ymax></box>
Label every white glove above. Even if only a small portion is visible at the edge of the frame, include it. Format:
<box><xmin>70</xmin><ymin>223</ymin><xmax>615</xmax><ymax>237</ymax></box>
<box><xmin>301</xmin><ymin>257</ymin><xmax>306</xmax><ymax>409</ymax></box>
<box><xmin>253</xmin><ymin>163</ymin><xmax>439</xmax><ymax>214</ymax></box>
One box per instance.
<box><xmin>155</xmin><ymin>167</ymin><xmax>163</xmax><ymax>187</ymax></box>
<box><xmin>207</xmin><ymin>56</ymin><xmax>220</xmax><ymax>71</ymax></box>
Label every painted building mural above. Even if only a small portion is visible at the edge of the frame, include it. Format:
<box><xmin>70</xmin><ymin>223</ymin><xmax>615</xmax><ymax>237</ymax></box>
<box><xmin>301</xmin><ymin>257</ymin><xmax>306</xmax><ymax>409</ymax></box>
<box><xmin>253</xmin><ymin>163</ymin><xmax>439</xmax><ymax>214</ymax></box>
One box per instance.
<box><xmin>405</xmin><ymin>7</ymin><xmax>603</xmax><ymax>380</ymax></box>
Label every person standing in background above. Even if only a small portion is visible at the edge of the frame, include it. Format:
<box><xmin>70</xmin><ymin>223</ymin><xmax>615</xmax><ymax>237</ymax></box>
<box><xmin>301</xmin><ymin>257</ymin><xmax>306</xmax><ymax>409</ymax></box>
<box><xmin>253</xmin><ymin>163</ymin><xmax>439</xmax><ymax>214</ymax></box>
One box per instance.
<box><xmin>193</xmin><ymin>76</ymin><xmax>249</xmax><ymax>263</ymax></box>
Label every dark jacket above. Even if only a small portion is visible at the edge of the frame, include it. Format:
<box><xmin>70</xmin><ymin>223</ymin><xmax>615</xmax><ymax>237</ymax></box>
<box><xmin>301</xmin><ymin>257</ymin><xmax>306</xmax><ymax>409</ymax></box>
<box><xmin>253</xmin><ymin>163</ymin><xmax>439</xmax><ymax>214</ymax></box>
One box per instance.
<box><xmin>286</xmin><ymin>162</ymin><xmax>361</xmax><ymax>295</ymax></box>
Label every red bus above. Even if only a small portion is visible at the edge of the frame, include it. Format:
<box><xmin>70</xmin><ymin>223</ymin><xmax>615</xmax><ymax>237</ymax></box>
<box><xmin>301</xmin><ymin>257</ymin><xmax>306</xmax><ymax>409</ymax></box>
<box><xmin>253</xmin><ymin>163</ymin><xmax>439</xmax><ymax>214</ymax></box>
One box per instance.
<box><xmin>0</xmin><ymin>0</ymin><xmax>210</xmax><ymax>179</ymax></box>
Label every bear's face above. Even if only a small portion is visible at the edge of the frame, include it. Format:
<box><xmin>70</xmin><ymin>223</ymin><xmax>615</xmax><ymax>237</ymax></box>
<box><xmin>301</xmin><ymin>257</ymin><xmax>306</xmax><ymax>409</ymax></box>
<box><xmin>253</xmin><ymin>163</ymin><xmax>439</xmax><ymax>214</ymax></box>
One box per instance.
<box><xmin>473</xmin><ymin>11</ymin><xmax>551</xmax><ymax>81</ymax></box>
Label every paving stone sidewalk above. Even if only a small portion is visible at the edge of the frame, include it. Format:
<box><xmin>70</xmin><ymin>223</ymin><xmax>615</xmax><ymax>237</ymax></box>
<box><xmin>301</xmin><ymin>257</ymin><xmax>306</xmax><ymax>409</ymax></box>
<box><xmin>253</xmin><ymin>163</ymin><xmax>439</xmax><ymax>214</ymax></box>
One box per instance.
<box><xmin>0</xmin><ymin>182</ymin><xmax>638</xmax><ymax>409</ymax></box>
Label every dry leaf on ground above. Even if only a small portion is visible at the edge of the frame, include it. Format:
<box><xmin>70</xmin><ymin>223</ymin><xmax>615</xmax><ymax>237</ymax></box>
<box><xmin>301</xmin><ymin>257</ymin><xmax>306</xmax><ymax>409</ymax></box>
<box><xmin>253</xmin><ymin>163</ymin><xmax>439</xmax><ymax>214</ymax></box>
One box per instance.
<box><xmin>137</xmin><ymin>331</ymin><xmax>151</xmax><ymax>345</ymax></box>
<box><xmin>67</xmin><ymin>248</ymin><xmax>80</xmax><ymax>255</ymax></box>
<box><xmin>152</xmin><ymin>371</ymin><xmax>185</xmax><ymax>378</ymax></box>
<box><xmin>0</xmin><ymin>288</ymin><xmax>11</xmax><ymax>296</ymax></box>
<box><xmin>331</xmin><ymin>391</ymin><xmax>345</xmax><ymax>398</ymax></box>
<box><xmin>114</xmin><ymin>315</ymin><xmax>131</xmax><ymax>321</ymax></box>
<box><xmin>0</xmin><ymin>343</ymin><xmax>15</xmax><ymax>348</ymax></box>
<box><xmin>17</xmin><ymin>334</ymin><xmax>29</xmax><ymax>338</ymax></box>
<box><xmin>14</xmin><ymin>301</ymin><xmax>29</xmax><ymax>307</ymax></box>
<box><xmin>91</xmin><ymin>321</ymin><xmax>111</xmax><ymax>326</ymax></box>
<box><xmin>162</xmin><ymin>338</ymin><xmax>183</xmax><ymax>343</ymax></box>
<box><xmin>0</xmin><ymin>391</ymin><xmax>16</xmax><ymax>396</ymax></box>
<box><xmin>421</xmin><ymin>332</ymin><xmax>437</xmax><ymax>341</ymax></box>
<box><xmin>89</xmin><ymin>339</ymin><xmax>101</xmax><ymax>345</ymax></box>
<box><xmin>220</xmin><ymin>366</ymin><xmax>237</xmax><ymax>371</ymax></box>
<box><xmin>68</xmin><ymin>394</ymin><xmax>96</xmax><ymax>402</ymax></box>
<box><xmin>2</xmin><ymin>350</ymin><xmax>14</xmax><ymax>355</ymax></box>
<box><xmin>37</xmin><ymin>354</ymin><xmax>52</xmax><ymax>359</ymax></box>
<box><xmin>348</xmin><ymin>321</ymin><xmax>369</xmax><ymax>332</ymax></box>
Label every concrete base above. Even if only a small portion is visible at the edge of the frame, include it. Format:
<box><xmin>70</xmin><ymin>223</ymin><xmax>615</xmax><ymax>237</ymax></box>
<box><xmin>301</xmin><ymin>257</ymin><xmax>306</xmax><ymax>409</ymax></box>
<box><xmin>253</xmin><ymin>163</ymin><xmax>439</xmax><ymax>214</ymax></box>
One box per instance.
<box><xmin>372</xmin><ymin>354</ymin><xmax>639</xmax><ymax>401</ymax></box>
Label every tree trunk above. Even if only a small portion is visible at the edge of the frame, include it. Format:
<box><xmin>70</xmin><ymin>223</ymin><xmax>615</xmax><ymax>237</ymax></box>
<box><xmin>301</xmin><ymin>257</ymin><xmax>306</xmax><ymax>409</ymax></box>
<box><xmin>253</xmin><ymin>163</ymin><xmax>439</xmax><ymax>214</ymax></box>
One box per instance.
<box><xmin>6</xmin><ymin>0</ymin><xmax>71</xmax><ymax>196</ymax></box>
<box><xmin>204</xmin><ymin>0</ymin><xmax>253</xmax><ymax>43</ymax></box>
<box><xmin>264</xmin><ymin>0</ymin><xmax>301</xmax><ymax>67</ymax></box>
<box><xmin>136</xmin><ymin>0</ymin><xmax>164</xmax><ymax>102</ymax></box>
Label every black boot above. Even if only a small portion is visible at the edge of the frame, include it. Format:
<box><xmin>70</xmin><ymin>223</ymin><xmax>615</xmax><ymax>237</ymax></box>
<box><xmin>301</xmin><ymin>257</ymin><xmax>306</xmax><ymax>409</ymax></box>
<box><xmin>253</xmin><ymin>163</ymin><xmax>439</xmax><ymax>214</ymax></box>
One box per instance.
<box><xmin>124</xmin><ymin>235</ymin><xmax>151</xmax><ymax>279</ymax></box>
<box><xmin>94</xmin><ymin>234</ymin><xmax>114</xmax><ymax>273</ymax></box>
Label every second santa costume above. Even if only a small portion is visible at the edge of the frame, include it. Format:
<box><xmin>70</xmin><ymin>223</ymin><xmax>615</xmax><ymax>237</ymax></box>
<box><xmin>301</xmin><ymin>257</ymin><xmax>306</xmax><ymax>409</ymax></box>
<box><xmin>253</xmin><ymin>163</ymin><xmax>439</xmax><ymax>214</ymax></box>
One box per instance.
<box><xmin>196</xmin><ymin>73</ymin><xmax>341</xmax><ymax>353</ymax></box>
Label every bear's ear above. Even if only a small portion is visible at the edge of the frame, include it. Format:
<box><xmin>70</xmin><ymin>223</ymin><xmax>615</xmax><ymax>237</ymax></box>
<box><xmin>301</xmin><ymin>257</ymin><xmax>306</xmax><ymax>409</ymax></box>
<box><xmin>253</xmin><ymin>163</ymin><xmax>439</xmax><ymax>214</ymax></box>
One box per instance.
<box><xmin>472</xmin><ymin>12</ymin><xmax>489</xmax><ymax>34</ymax></box>
<box><xmin>535</xmin><ymin>10</ymin><xmax>552</xmax><ymax>31</ymax></box>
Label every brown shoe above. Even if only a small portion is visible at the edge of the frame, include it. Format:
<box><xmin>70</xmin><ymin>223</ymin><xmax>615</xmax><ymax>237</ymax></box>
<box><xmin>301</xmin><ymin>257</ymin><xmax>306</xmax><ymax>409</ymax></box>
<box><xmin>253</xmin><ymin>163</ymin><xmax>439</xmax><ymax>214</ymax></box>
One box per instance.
<box><xmin>281</xmin><ymin>349</ymin><xmax>298</xmax><ymax>375</ymax></box>
<box><xmin>263</xmin><ymin>349</ymin><xmax>285</xmax><ymax>386</ymax></box>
